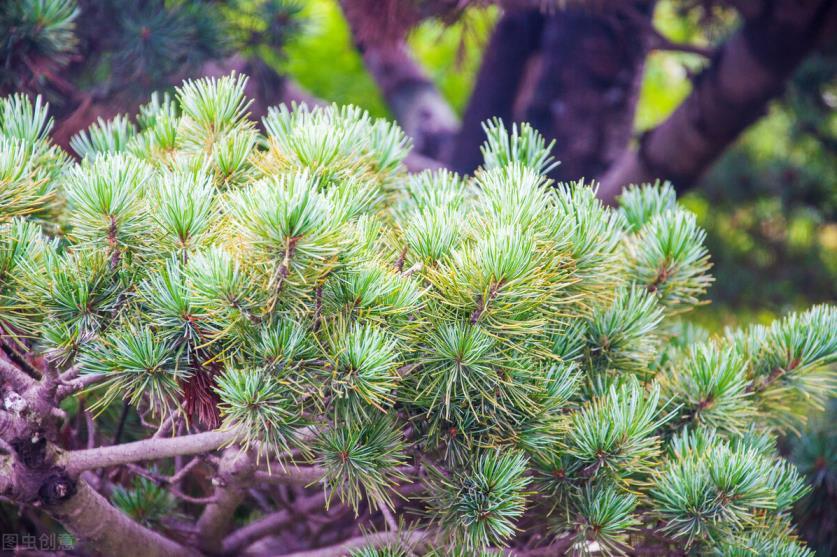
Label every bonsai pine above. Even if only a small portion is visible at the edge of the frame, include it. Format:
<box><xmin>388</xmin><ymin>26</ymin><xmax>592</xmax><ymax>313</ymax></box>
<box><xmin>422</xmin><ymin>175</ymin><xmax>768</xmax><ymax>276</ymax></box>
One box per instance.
<box><xmin>0</xmin><ymin>75</ymin><xmax>834</xmax><ymax>556</ymax></box>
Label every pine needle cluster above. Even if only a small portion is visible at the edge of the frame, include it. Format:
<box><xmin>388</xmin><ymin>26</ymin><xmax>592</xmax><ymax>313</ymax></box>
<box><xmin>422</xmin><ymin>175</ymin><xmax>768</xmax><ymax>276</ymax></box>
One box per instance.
<box><xmin>0</xmin><ymin>76</ymin><xmax>834</xmax><ymax>555</ymax></box>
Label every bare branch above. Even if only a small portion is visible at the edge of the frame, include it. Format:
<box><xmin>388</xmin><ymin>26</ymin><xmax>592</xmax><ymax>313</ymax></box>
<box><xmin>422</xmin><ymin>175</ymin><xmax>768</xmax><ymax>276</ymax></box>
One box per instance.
<box><xmin>62</xmin><ymin>428</ymin><xmax>240</xmax><ymax>475</ymax></box>
<box><xmin>337</xmin><ymin>0</ymin><xmax>458</xmax><ymax>160</ymax></box>
<box><xmin>221</xmin><ymin>493</ymin><xmax>327</xmax><ymax>555</ymax></box>
<box><xmin>195</xmin><ymin>448</ymin><xmax>255</xmax><ymax>552</ymax></box>
<box><xmin>0</xmin><ymin>357</ymin><xmax>36</xmax><ymax>393</ymax></box>
<box><xmin>254</xmin><ymin>465</ymin><xmax>325</xmax><ymax>486</ymax></box>
<box><xmin>45</xmin><ymin>478</ymin><xmax>199</xmax><ymax>557</ymax></box>
<box><xmin>56</xmin><ymin>373</ymin><xmax>108</xmax><ymax>400</ymax></box>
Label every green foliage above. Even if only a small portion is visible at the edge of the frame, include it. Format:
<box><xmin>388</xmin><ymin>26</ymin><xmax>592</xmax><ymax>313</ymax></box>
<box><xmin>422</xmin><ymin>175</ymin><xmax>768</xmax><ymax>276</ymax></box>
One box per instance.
<box><xmin>0</xmin><ymin>76</ymin><xmax>832</xmax><ymax>555</ymax></box>
<box><xmin>787</xmin><ymin>399</ymin><xmax>837</xmax><ymax>555</ymax></box>
<box><xmin>111</xmin><ymin>474</ymin><xmax>178</xmax><ymax>528</ymax></box>
<box><xmin>426</xmin><ymin>451</ymin><xmax>531</xmax><ymax>548</ymax></box>
<box><xmin>317</xmin><ymin>415</ymin><xmax>407</xmax><ymax>511</ymax></box>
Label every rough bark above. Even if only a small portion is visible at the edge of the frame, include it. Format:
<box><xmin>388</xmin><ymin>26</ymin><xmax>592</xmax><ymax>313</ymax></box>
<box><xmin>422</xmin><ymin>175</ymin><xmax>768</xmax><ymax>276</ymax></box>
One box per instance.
<box><xmin>523</xmin><ymin>2</ymin><xmax>655</xmax><ymax>184</ymax></box>
<box><xmin>449</xmin><ymin>8</ymin><xmax>546</xmax><ymax>174</ymax></box>
<box><xmin>598</xmin><ymin>0</ymin><xmax>837</xmax><ymax>202</ymax></box>
<box><xmin>338</xmin><ymin>1</ymin><xmax>459</xmax><ymax>160</ymax></box>
<box><xmin>46</xmin><ymin>479</ymin><xmax>200</xmax><ymax>557</ymax></box>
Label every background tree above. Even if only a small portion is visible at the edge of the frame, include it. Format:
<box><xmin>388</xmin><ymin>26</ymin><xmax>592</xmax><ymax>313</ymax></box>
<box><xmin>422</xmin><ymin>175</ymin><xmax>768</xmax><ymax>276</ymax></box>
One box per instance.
<box><xmin>0</xmin><ymin>75</ymin><xmax>834</xmax><ymax>556</ymax></box>
<box><xmin>0</xmin><ymin>0</ymin><xmax>309</xmax><ymax>147</ymax></box>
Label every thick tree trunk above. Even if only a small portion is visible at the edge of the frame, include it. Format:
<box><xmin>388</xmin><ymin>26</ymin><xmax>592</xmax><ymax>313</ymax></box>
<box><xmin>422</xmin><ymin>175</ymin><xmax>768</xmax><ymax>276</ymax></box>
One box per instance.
<box><xmin>338</xmin><ymin>1</ymin><xmax>459</xmax><ymax>160</ymax></box>
<box><xmin>448</xmin><ymin>8</ymin><xmax>545</xmax><ymax>174</ymax></box>
<box><xmin>47</xmin><ymin>479</ymin><xmax>200</xmax><ymax>557</ymax></box>
<box><xmin>523</xmin><ymin>2</ymin><xmax>655</xmax><ymax>184</ymax></box>
<box><xmin>598</xmin><ymin>0</ymin><xmax>837</xmax><ymax>202</ymax></box>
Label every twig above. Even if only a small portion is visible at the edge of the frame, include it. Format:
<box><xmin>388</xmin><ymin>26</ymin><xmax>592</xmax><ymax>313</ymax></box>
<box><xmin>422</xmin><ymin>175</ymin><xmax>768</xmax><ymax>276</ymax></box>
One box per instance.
<box><xmin>56</xmin><ymin>373</ymin><xmax>108</xmax><ymax>400</ymax></box>
<box><xmin>125</xmin><ymin>463</ymin><xmax>219</xmax><ymax>505</ymax></box>
<box><xmin>112</xmin><ymin>400</ymin><xmax>131</xmax><ymax>445</ymax></box>
<box><xmin>220</xmin><ymin>493</ymin><xmax>327</xmax><ymax>555</ymax></box>
<box><xmin>378</xmin><ymin>499</ymin><xmax>398</xmax><ymax>531</ymax></box>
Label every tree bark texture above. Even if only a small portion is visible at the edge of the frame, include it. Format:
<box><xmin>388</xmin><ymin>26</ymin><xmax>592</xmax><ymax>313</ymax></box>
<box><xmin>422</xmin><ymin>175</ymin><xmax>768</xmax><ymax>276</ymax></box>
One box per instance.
<box><xmin>598</xmin><ymin>0</ymin><xmax>837</xmax><ymax>202</ymax></box>
<box><xmin>47</xmin><ymin>479</ymin><xmax>200</xmax><ymax>557</ymax></box>
<box><xmin>338</xmin><ymin>0</ymin><xmax>459</xmax><ymax>160</ymax></box>
<box><xmin>449</xmin><ymin>8</ymin><xmax>546</xmax><ymax>174</ymax></box>
<box><xmin>196</xmin><ymin>448</ymin><xmax>256</xmax><ymax>553</ymax></box>
<box><xmin>523</xmin><ymin>2</ymin><xmax>655</xmax><ymax>184</ymax></box>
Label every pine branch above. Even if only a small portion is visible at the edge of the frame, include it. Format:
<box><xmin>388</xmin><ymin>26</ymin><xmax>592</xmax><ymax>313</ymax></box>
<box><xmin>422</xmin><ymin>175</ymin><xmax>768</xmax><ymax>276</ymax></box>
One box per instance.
<box><xmin>282</xmin><ymin>530</ymin><xmax>428</xmax><ymax>557</ymax></box>
<box><xmin>221</xmin><ymin>493</ymin><xmax>327</xmax><ymax>555</ymax></box>
<box><xmin>62</xmin><ymin>428</ymin><xmax>240</xmax><ymax>474</ymax></box>
<box><xmin>599</xmin><ymin>0</ymin><xmax>837</xmax><ymax>201</ymax></box>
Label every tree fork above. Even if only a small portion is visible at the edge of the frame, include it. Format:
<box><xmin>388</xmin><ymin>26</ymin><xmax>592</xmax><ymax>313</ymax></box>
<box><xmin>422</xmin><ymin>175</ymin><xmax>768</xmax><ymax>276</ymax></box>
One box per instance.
<box><xmin>598</xmin><ymin>0</ymin><xmax>837</xmax><ymax>202</ymax></box>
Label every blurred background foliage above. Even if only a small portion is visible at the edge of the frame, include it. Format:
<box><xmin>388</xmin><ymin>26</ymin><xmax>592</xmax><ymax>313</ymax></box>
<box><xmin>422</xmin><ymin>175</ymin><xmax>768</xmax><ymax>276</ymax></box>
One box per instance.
<box><xmin>1</xmin><ymin>0</ymin><xmax>834</xmax><ymax>552</ymax></box>
<box><xmin>277</xmin><ymin>0</ymin><xmax>835</xmax><ymax>331</ymax></box>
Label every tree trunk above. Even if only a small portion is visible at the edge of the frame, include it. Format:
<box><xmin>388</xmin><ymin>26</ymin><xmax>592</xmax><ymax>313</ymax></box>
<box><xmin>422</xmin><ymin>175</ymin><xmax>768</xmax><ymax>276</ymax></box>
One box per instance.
<box><xmin>338</xmin><ymin>1</ymin><xmax>459</xmax><ymax>160</ymax></box>
<box><xmin>47</xmin><ymin>479</ymin><xmax>200</xmax><ymax>557</ymax></box>
<box><xmin>598</xmin><ymin>0</ymin><xmax>837</xmax><ymax>203</ymax></box>
<box><xmin>448</xmin><ymin>8</ymin><xmax>545</xmax><ymax>174</ymax></box>
<box><xmin>523</xmin><ymin>2</ymin><xmax>655</xmax><ymax>184</ymax></box>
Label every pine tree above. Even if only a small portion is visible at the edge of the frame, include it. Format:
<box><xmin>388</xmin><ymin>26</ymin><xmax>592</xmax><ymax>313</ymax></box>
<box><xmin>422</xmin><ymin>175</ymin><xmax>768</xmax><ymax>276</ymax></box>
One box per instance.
<box><xmin>0</xmin><ymin>0</ymin><xmax>302</xmax><ymax>147</ymax></box>
<box><xmin>0</xmin><ymin>75</ymin><xmax>834</xmax><ymax>556</ymax></box>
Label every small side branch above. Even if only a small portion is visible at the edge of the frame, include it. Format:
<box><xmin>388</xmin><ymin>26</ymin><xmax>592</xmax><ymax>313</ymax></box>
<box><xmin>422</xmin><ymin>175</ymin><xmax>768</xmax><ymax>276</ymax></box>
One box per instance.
<box><xmin>254</xmin><ymin>465</ymin><xmax>325</xmax><ymax>486</ymax></box>
<box><xmin>221</xmin><ymin>493</ymin><xmax>327</xmax><ymax>555</ymax></box>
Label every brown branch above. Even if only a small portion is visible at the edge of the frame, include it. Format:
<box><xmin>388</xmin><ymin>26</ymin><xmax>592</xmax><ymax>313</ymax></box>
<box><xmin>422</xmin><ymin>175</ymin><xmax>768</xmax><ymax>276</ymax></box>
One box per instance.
<box><xmin>523</xmin><ymin>2</ymin><xmax>654</xmax><ymax>184</ymax></box>
<box><xmin>449</xmin><ymin>7</ymin><xmax>546</xmax><ymax>174</ymax></box>
<box><xmin>253</xmin><ymin>464</ymin><xmax>325</xmax><ymax>486</ymax></box>
<box><xmin>1</xmin><ymin>339</ymin><xmax>42</xmax><ymax>380</ymax></box>
<box><xmin>221</xmin><ymin>493</ymin><xmax>327</xmax><ymax>555</ymax></box>
<box><xmin>338</xmin><ymin>0</ymin><xmax>458</xmax><ymax>160</ymax></box>
<box><xmin>598</xmin><ymin>0</ymin><xmax>837</xmax><ymax>203</ymax></box>
<box><xmin>56</xmin><ymin>373</ymin><xmax>107</xmax><ymax>400</ymax></box>
<box><xmin>62</xmin><ymin>427</ymin><xmax>239</xmax><ymax>475</ymax></box>
<box><xmin>46</xmin><ymin>478</ymin><xmax>199</xmax><ymax>557</ymax></box>
<box><xmin>0</xmin><ymin>357</ymin><xmax>36</xmax><ymax>393</ymax></box>
<box><xmin>195</xmin><ymin>447</ymin><xmax>256</xmax><ymax>552</ymax></box>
